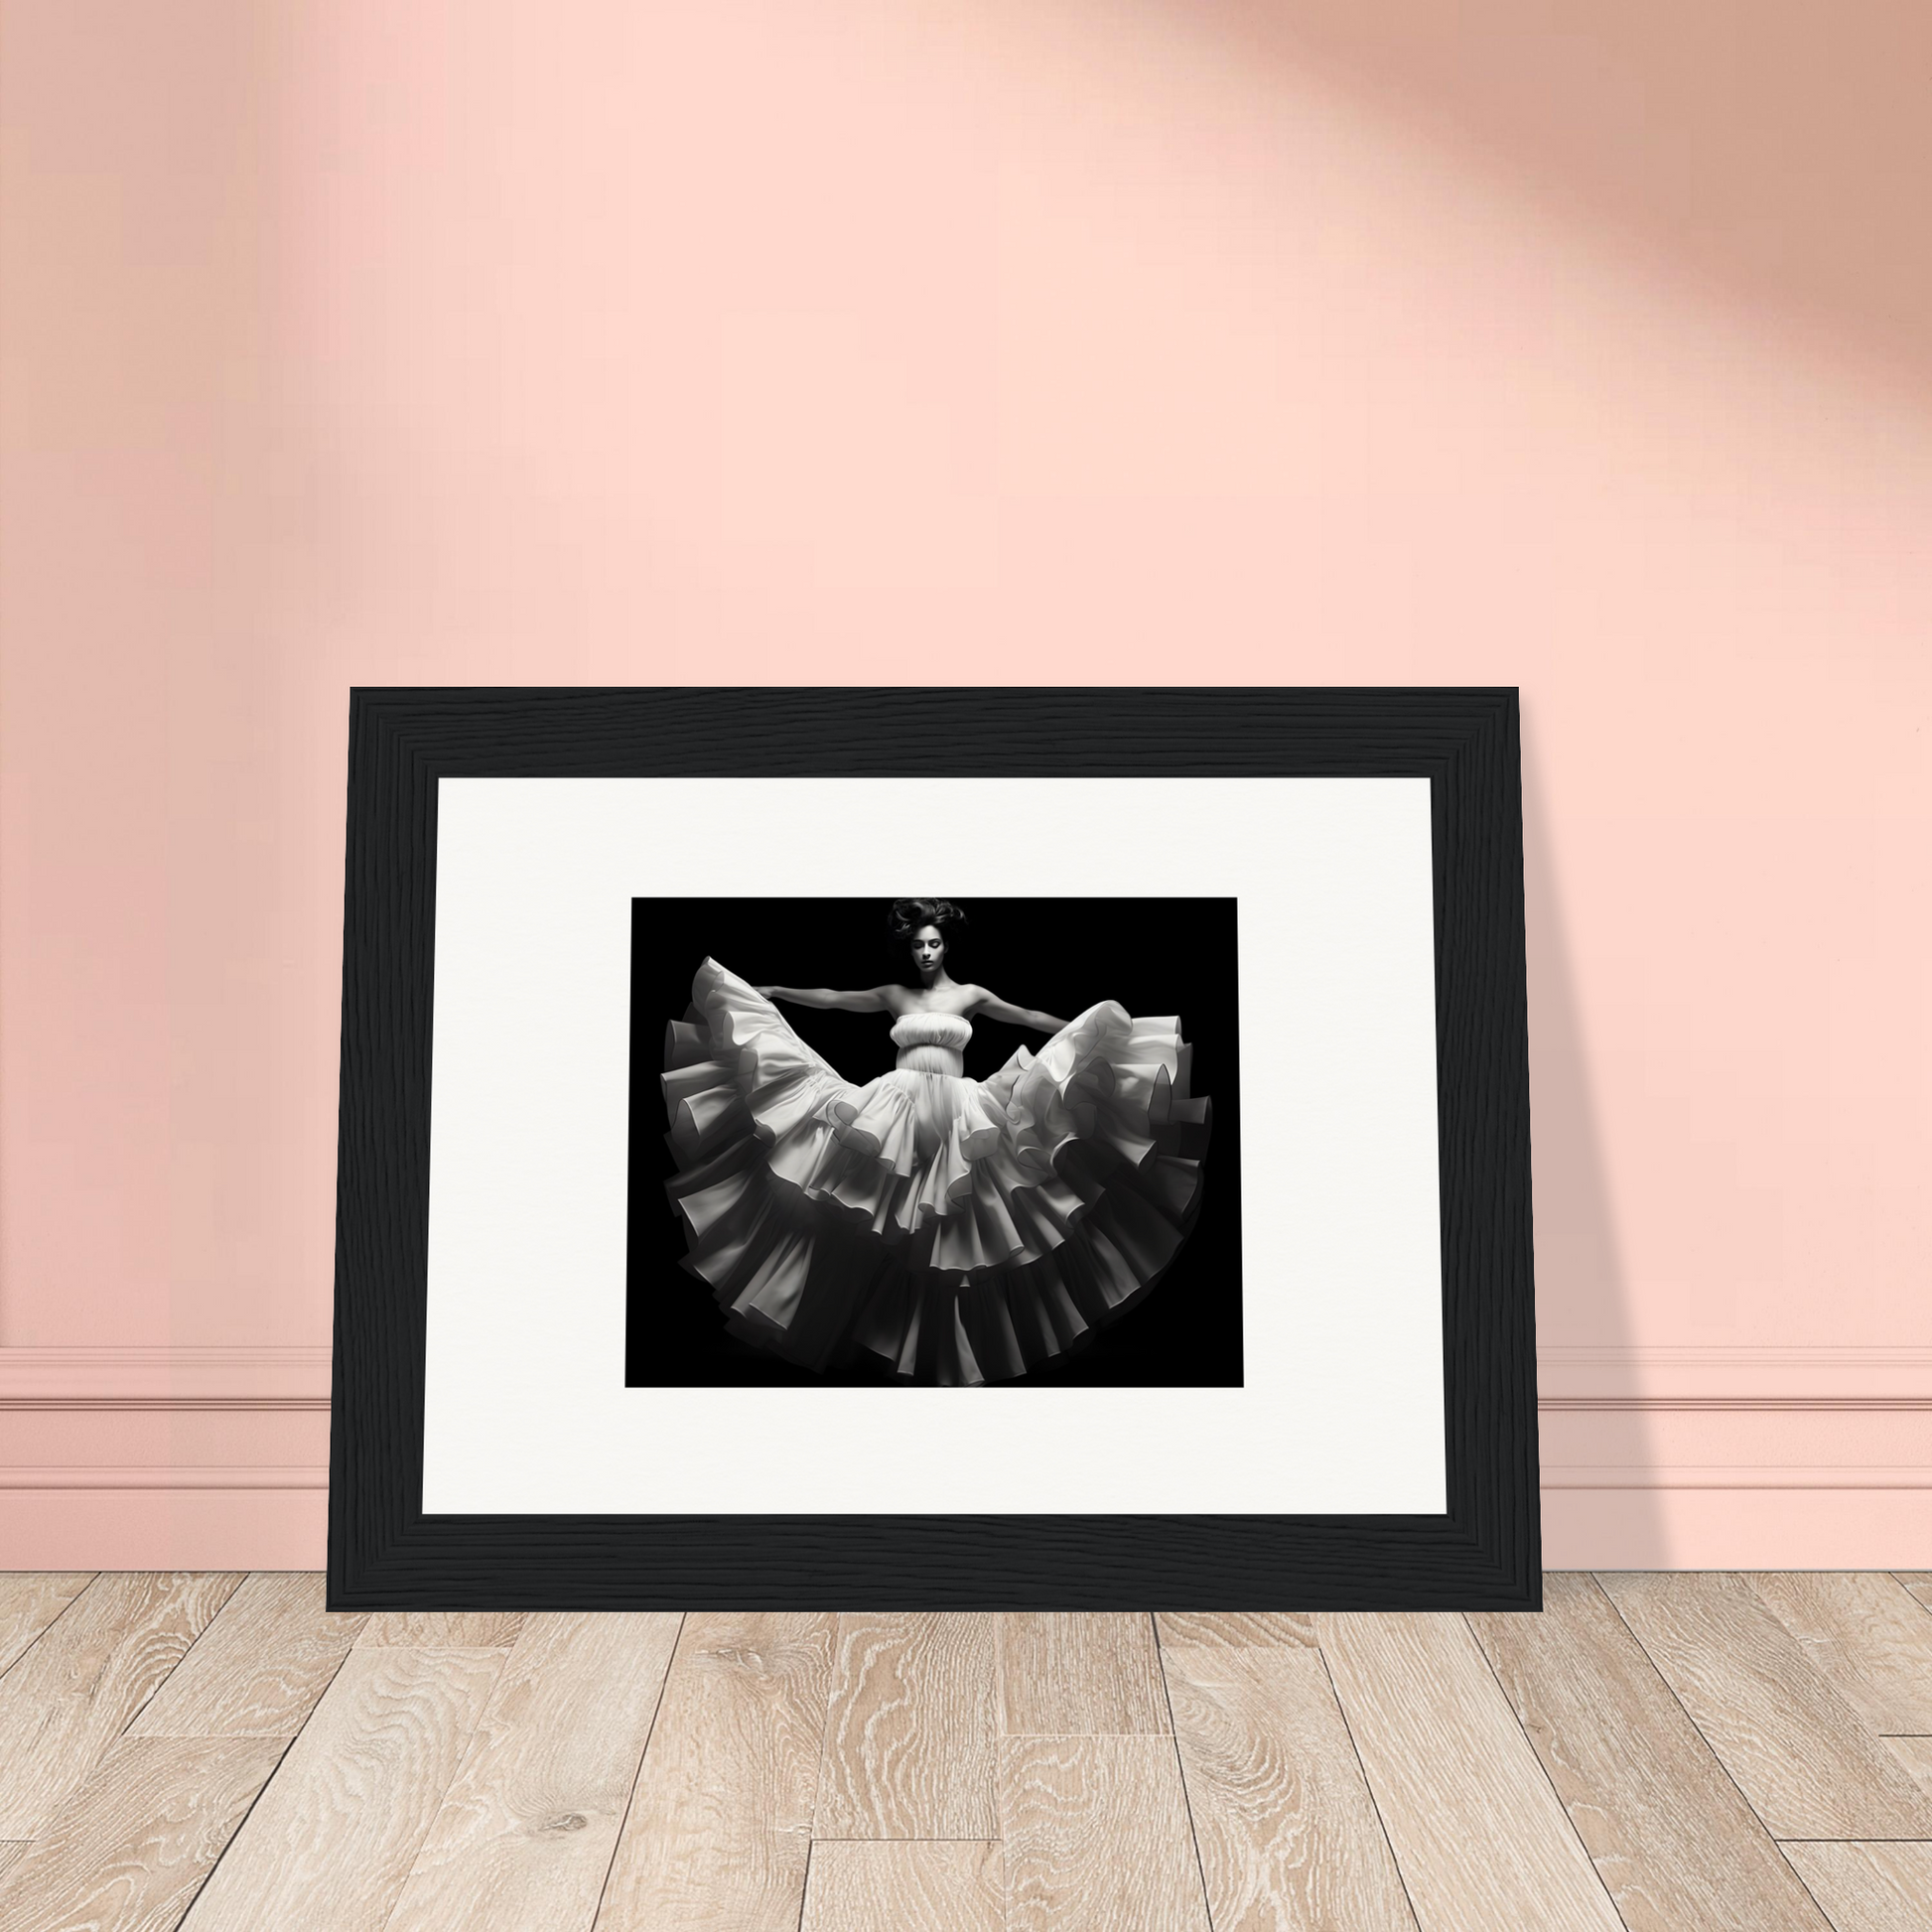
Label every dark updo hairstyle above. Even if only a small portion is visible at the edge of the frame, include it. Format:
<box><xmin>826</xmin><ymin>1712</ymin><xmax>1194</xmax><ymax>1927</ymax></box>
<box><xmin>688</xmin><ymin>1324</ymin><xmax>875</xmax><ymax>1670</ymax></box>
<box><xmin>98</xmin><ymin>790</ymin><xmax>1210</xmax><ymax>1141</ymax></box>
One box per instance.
<box><xmin>888</xmin><ymin>897</ymin><xmax>967</xmax><ymax>956</ymax></box>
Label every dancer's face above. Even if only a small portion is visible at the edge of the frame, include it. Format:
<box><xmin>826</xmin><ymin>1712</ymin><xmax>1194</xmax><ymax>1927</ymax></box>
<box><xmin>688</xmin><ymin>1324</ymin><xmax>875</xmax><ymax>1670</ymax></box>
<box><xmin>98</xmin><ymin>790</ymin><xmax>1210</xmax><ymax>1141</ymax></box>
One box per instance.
<box><xmin>911</xmin><ymin>925</ymin><xmax>946</xmax><ymax>974</ymax></box>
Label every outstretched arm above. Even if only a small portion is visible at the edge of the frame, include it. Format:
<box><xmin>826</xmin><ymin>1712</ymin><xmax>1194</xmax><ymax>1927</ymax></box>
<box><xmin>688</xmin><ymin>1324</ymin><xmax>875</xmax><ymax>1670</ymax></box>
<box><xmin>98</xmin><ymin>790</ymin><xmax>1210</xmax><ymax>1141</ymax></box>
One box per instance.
<box><xmin>755</xmin><ymin>985</ymin><xmax>897</xmax><ymax>1014</ymax></box>
<box><xmin>970</xmin><ymin>989</ymin><xmax>1067</xmax><ymax>1034</ymax></box>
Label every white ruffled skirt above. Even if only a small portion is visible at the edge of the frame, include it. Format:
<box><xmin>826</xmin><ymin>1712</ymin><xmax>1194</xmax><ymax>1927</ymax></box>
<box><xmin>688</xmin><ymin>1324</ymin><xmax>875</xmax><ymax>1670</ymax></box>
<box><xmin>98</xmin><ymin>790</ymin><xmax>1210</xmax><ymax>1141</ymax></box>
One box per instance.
<box><xmin>660</xmin><ymin>959</ymin><xmax>1212</xmax><ymax>1385</ymax></box>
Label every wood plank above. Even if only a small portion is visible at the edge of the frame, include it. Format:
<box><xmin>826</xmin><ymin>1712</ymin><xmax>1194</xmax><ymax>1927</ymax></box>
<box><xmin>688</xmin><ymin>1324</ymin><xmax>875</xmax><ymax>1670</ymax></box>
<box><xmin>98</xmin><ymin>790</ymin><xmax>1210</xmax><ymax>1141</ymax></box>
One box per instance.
<box><xmin>813</xmin><ymin>1613</ymin><xmax>998</xmax><ymax>1838</ymax></box>
<box><xmin>1892</xmin><ymin>1574</ymin><xmax>1932</xmax><ymax>1614</ymax></box>
<box><xmin>0</xmin><ymin>1572</ymin><xmax>241</xmax><ymax>1837</ymax></box>
<box><xmin>0</xmin><ymin>1842</ymin><xmax>28</xmax><ymax>1879</ymax></box>
<box><xmin>800</xmin><ymin>1841</ymin><xmax>1002</xmax><ymax>1932</ymax></box>
<box><xmin>1781</xmin><ymin>1842</ymin><xmax>1932</xmax><ymax>1932</ymax></box>
<box><xmin>1001</xmin><ymin>1733</ymin><xmax>1210</xmax><ymax>1932</ymax></box>
<box><xmin>1001</xmin><ymin>1614</ymin><xmax>1169</xmax><ymax>1735</ymax></box>
<box><xmin>1598</xmin><ymin>1572</ymin><xmax>1932</xmax><ymax>1839</ymax></box>
<box><xmin>178</xmin><ymin>1645</ymin><xmax>502</xmax><ymax>1932</ymax></box>
<box><xmin>1469</xmin><ymin>1575</ymin><xmax>1834</xmax><ymax>1932</ymax></box>
<box><xmin>382</xmin><ymin>1611</ymin><xmax>681</xmax><ymax>1932</ymax></box>
<box><xmin>0</xmin><ymin>1573</ymin><xmax>94</xmax><ymax>1678</ymax></box>
<box><xmin>1315</xmin><ymin>1610</ymin><xmax>1624</xmax><ymax>1932</ymax></box>
<box><xmin>597</xmin><ymin>1612</ymin><xmax>833</xmax><ymax>1932</ymax></box>
<box><xmin>1748</xmin><ymin>1573</ymin><xmax>1932</xmax><ymax>1735</ymax></box>
<box><xmin>130</xmin><ymin>1574</ymin><xmax>366</xmax><ymax>1738</ymax></box>
<box><xmin>0</xmin><ymin>1734</ymin><xmax>284</xmax><ymax>1932</ymax></box>
<box><xmin>358</xmin><ymin>1610</ymin><xmax>524</xmax><ymax>1648</ymax></box>
<box><xmin>1156</xmin><ymin>1611</ymin><xmax>1316</xmax><ymax>1650</ymax></box>
<box><xmin>1163</xmin><ymin>1640</ymin><xmax>1417</xmax><ymax>1932</ymax></box>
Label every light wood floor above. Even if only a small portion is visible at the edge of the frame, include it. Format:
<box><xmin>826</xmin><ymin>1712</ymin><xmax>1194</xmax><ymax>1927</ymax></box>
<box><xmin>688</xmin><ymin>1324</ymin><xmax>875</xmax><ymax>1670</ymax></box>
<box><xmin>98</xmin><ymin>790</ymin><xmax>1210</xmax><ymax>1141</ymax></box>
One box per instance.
<box><xmin>0</xmin><ymin>1576</ymin><xmax>1927</xmax><ymax>1929</ymax></box>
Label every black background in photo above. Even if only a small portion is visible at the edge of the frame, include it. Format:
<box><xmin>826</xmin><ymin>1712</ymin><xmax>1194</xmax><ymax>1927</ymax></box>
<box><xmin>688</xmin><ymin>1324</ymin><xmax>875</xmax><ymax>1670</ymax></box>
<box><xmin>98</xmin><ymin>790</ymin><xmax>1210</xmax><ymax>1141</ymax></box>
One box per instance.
<box><xmin>626</xmin><ymin>897</ymin><xmax>1243</xmax><ymax>1387</ymax></box>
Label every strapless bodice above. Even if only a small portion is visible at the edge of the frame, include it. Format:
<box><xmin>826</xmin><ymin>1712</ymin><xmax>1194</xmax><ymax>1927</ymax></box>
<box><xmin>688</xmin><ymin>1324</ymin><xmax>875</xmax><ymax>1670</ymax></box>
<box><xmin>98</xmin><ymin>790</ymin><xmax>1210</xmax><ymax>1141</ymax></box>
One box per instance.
<box><xmin>890</xmin><ymin>1013</ymin><xmax>974</xmax><ymax>1050</ymax></box>
<box><xmin>891</xmin><ymin>1011</ymin><xmax>972</xmax><ymax>1073</ymax></box>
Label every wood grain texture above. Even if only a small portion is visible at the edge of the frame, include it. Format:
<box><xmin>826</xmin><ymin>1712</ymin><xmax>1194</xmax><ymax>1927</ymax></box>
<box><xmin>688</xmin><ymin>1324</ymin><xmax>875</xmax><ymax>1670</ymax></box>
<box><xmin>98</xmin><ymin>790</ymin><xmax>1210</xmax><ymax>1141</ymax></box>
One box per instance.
<box><xmin>1882</xmin><ymin>1733</ymin><xmax>1932</xmax><ymax>1792</ymax></box>
<box><xmin>178</xmin><ymin>1645</ymin><xmax>503</xmax><ymax>1932</ymax></box>
<box><xmin>0</xmin><ymin>1735</ymin><xmax>285</xmax><ymax>1932</ymax></box>
<box><xmin>0</xmin><ymin>1573</ymin><xmax>93</xmax><ymax>1678</ymax></box>
<box><xmin>0</xmin><ymin>1842</ymin><xmax>25</xmax><ymax>1879</ymax></box>
<box><xmin>331</xmin><ymin>689</ymin><xmax>1537</xmax><ymax>1612</ymax></box>
<box><xmin>1156</xmin><ymin>1611</ymin><xmax>1316</xmax><ymax>1650</ymax></box>
<box><xmin>814</xmin><ymin>1613</ymin><xmax>998</xmax><ymax>1838</ymax></box>
<box><xmin>0</xmin><ymin>1572</ymin><xmax>242</xmax><ymax>1838</ymax></box>
<box><xmin>1316</xmin><ymin>1611</ymin><xmax>1623</xmax><ymax>1932</ymax></box>
<box><xmin>1598</xmin><ymin>1572</ymin><xmax>1932</xmax><ymax>1839</ymax></box>
<box><xmin>1162</xmin><ymin>1640</ymin><xmax>1417</xmax><ymax>1932</ymax></box>
<box><xmin>1001</xmin><ymin>1733</ymin><xmax>1210</xmax><ymax>1932</ymax></box>
<box><xmin>799</xmin><ymin>1840</ymin><xmax>1003</xmax><ymax>1932</ymax></box>
<box><xmin>1469</xmin><ymin>1575</ymin><xmax>1834</xmax><ymax>1932</ymax></box>
<box><xmin>1748</xmin><ymin>1572</ymin><xmax>1932</xmax><ymax>1735</ymax></box>
<box><xmin>1780</xmin><ymin>1842</ymin><xmax>1932</xmax><ymax>1932</ymax></box>
<box><xmin>1892</xmin><ymin>1573</ymin><xmax>1932</xmax><ymax>1614</ymax></box>
<box><xmin>1001</xmin><ymin>1614</ymin><xmax>1169</xmax><ymax>1735</ymax></box>
<box><xmin>357</xmin><ymin>1610</ymin><xmax>524</xmax><ymax>1648</ymax></box>
<box><xmin>382</xmin><ymin>1611</ymin><xmax>680</xmax><ymax>1932</ymax></box>
<box><xmin>130</xmin><ymin>1574</ymin><xmax>366</xmax><ymax>1737</ymax></box>
<box><xmin>597</xmin><ymin>1611</ymin><xmax>833</xmax><ymax>1931</ymax></box>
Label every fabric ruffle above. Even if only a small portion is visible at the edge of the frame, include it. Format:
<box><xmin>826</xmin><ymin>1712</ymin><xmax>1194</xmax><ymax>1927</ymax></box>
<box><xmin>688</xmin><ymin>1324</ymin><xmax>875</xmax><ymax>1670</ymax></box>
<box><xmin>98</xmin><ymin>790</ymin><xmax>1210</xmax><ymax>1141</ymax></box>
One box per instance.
<box><xmin>659</xmin><ymin>957</ymin><xmax>1212</xmax><ymax>1386</ymax></box>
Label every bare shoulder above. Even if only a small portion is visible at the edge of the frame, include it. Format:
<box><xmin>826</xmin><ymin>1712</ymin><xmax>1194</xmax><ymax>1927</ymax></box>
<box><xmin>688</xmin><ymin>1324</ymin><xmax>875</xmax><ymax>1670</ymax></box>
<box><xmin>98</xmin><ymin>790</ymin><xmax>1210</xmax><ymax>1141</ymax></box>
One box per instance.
<box><xmin>958</xmin><ymin>983</ymin><xmax>996</xmax><ymax>1013</ymax></box>
<box><xmin>872</xmin><ymin>984</ymin><xmax>912</xmax><ymax>1015</ymax></box>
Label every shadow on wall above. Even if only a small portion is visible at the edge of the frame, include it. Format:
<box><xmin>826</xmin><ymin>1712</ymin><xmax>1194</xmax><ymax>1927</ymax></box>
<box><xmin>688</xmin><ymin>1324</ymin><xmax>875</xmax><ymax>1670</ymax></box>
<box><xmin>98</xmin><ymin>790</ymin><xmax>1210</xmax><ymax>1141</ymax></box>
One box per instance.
<box><xmin>1520</xmin><ymin>704</ymin><xmax>1663</xmax><ymax>1560</ymax></box>
<box><xmin>1188</xmin><ymin>0</ymin><xmax>1932</xmax><ymax>391</ymax></box>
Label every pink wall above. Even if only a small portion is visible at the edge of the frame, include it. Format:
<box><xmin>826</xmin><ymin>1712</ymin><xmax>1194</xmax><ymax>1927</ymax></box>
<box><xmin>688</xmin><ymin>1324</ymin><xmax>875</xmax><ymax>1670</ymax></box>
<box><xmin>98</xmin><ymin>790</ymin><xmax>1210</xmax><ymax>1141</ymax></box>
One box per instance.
<box><xmin>3</xmin><ymin>0</ymin><xmax>1928</xmax><ymax>1566</ymax></box>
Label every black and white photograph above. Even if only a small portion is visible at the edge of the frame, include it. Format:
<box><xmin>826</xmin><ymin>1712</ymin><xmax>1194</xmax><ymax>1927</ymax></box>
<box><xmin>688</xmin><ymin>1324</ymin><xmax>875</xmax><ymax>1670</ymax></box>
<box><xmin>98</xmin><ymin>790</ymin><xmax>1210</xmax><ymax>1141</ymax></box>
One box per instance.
<box><xmin>629</xmin><ymin>896</ymin><xmax>1238</xmax><ymax>1388</ymax></box>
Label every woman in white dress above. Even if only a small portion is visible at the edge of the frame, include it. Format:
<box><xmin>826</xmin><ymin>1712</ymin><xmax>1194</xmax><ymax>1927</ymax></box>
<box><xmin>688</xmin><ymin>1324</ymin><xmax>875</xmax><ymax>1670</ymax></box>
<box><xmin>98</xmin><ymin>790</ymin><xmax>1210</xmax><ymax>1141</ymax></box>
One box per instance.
<box><xmin>660</xmin><ymin>898</ymin><xmax>1212</xmax><ymax>1385</ymax></box>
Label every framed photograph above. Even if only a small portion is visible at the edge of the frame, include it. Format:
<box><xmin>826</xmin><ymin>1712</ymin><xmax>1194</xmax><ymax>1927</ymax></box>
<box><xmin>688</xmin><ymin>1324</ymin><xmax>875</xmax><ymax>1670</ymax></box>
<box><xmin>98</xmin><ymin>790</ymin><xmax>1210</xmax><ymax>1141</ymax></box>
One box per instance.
<box><xmin>329</xmin><ymin>688</ymin><xmax>1537</xmax><ymax>1608</ymax></box>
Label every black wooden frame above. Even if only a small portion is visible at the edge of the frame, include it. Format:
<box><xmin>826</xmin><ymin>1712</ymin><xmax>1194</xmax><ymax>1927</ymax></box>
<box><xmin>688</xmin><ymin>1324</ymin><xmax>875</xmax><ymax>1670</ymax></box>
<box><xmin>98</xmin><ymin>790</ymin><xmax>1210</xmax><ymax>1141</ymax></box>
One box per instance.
<box><xmin>328</xmin><ymin>687</ymin><xmax>1539</xmax><ymax>1609</ymax></box>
